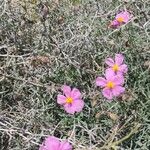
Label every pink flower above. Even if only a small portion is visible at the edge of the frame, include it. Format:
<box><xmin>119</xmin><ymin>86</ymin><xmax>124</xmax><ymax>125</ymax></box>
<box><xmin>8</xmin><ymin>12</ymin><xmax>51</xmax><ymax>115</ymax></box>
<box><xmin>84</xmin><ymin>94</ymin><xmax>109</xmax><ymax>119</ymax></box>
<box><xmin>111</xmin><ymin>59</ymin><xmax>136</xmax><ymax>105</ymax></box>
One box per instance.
<box><xmin>57</xmin><ymin>85</ymin><xmax>84</xmax><ymax>114</ymax></box>
<box><xmin>39</xmin><ymin>136</ymin><xmax>72</xmax><ymax>150</ymax></box>
<box><xmin>105</xmin><ymin>54</ymin><xmax>128</xmax><ymax>75</ymax></box>
<box><xmin>96</xmin><ymin>70</ymin><xmax>125</xmax><ymax>100</ymax></box>
<box><xmin>110</xmin><ymin>11</ymin><xmax>131</xmax><ymax>28</ymax></box>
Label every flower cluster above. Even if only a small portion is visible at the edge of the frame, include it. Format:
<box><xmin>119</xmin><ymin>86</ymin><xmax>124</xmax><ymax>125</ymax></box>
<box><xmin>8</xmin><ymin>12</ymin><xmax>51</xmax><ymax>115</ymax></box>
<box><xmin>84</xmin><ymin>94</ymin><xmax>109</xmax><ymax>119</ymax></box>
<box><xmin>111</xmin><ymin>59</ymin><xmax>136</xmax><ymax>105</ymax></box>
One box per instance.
<box><xmin>39</xmin><ymin>10</ymin><xmax>130</xmax><ymax>150</ymax></box>
<box><xmin>96</xmin><ymin>54</ymin><xmax>127</xmax><ymax>100</ymax></box>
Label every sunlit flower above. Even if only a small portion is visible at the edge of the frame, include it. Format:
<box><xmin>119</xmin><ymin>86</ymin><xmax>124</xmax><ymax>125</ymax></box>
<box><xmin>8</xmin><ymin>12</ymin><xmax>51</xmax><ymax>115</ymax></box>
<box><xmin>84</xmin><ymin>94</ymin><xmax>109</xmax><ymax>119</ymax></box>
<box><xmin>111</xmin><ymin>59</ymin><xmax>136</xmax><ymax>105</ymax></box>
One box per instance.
<box><xmin>110</xmin><ymin>11</ymin><xmax>131</xmax><ymax>28</ymax></box>
<box><xmin>96</xmin><ymin>70</ymin><xmax>125</xmax><ymax>100</ymax></box>
<box><xmin>57</xmin><ymin>85</ymin><xmax>84</xmax><ymax>114</ymax></box>
<box><xmin>105</xmin><ymin>54</ymin><xmax>128</xmax><ymax>75</ymax></box>
<box><xmin>39</xmin><ymin>136</ymin><xmax>72</xmax><ymax>150</ymax></box>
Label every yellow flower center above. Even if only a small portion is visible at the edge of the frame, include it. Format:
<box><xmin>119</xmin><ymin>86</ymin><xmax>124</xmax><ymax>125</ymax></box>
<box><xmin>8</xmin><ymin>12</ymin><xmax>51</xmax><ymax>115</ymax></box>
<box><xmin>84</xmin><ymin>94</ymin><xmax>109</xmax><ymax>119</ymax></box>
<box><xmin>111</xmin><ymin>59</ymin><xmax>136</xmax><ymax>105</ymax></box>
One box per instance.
<box><xmin>66</xmin><ymin>97</ymin><xmax>73</xmax><ymax>104</ymax></box>
<box><xmin>117</xmin><ymin>17</ymin><xmax>124</xmax><ymax>23</ymax></box>
<box><xmin>106</xmin><ymin>81</ymin><xmax>115</xmax><ymax>89</ymax></box>
<box><xmin>112</xmin><ymin>64</ymin><xmax>119</xmax><ymax>72</ymax></box>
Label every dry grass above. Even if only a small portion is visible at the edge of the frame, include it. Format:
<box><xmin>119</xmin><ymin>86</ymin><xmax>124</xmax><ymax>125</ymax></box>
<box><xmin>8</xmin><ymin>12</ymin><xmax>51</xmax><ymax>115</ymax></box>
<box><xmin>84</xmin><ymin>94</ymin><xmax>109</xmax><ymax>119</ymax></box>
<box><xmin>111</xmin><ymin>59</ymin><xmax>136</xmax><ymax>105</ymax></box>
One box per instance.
<box><xmin>0</xmin><ymin>0</ymin><xmax>150</xmax><ymax>149</ymax></box>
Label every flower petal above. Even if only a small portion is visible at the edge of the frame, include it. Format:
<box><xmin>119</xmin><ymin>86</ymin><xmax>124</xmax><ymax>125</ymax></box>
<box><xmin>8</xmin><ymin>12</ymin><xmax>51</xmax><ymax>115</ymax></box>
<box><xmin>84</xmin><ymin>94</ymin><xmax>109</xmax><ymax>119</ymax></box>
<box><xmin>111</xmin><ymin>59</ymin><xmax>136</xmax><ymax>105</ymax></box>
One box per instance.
<box><xmin>115</xmin><ymin>54</ymin><xmax>124</xmax><ymax>65</ymax></box>
<box><xmin>121</xmin><ymin>11</ymin><xmax>131</xmax><ymax>23</ymax></box>
<box><xmin>102</xmin><ymin>88</ymin><xmax>113</xmax><ymax>100</ymax></box>
<box><xmin>116</xmin><ymin>12</ymin><xmax>124</xmax><ymax>20</ymax></box>
<box><xmin>72</xmin><ymin>99</ymin><xmax>84</xmax><ymax>113</ymax></box>
<box><xmin>59</xmin><ymin>141</ymin><xmax>72</xmax><ymax>150</ymax></box>
<box><xmin>109</xmin><ymin>20</ymin><xmax>120</xmax><ymax>28</ymax></box>
<box><xmin>71</xmin><ymin>88</ymin><xmax>81</xmax><ymax>99</ymax></box>
<box><xmin>116</xmin><ymin>11</ymin><xmax>130</xmax><ymax>22</ymax></box>
<box><xmin>64</xmin><ymin>103</ymin><xmax>75</xmax><ymax>114</ymax></box>
<box><xmin>105</xmin><ymin>58</ymin><xmax>115</xmax><ymax>67</ymax></box>
<box><xmin>57</xmin><ymin>95</ymin><xmax>66</xmax><ymax>105</ymax></box>
<box><xmin>105</xmin><ymin>69</ymin><xmax>115</xmax><ymax>80</ymax></box>
<box><xmin>39</xmin><ymin>145</ymin><xmax>45</xmax><ymax>150</ymax></box>
<box><xmin>95</xmin><ymin>77</ymin><xmax>107</xmax><ymax>87</ymax></box>
<box><xmin>39</xmin><ymin>136</ymin><xmax>60</xmax><ymax>150</ymax></box>
<box><xmin>116</xmin><ymin>71</ymin><xmax>124</xmax><ymax>76</ymax></box>
<box><xmin>112</xmin><ymin>86</ymin><xmax>125</xmax><ymax>96</ymax></box>
<box><xmin>119</xmin><ymin>64</ymin><xmax>128</xmax><ymax>73</ymax></box>
<box><xmin>62</xmin><ymin>85</ymin><xmax>71</xmax><ymax>97</ymax></box>
<box><xmin>112</xmin><ymin>75</ymin><xmax>124</xmax><ymax>85</ymax></box>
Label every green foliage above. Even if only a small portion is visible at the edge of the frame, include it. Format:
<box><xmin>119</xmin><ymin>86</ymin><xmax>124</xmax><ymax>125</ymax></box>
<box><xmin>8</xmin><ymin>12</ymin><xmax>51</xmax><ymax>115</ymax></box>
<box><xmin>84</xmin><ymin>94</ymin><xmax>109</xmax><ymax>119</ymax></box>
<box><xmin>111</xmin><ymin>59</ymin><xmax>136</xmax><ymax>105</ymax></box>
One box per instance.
<box><xmin>0</xmin><ymin>0</ymin><xmax>149</xmax><ymax>149</ymax></box>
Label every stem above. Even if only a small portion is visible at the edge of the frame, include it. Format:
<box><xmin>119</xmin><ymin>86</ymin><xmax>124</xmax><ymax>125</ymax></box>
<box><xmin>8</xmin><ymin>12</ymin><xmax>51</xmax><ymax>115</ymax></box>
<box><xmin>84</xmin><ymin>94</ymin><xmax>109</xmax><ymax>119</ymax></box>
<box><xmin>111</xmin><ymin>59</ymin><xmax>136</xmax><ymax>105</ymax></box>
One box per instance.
<box><xmin>99</xmin><ymin>123</ymin><xmax>141</xmax><ymax>150</ymax></box>
<box><xmin>112</xmin><ymin>123</ymin><xmax>141</xmax><ymax>146</ymax></box>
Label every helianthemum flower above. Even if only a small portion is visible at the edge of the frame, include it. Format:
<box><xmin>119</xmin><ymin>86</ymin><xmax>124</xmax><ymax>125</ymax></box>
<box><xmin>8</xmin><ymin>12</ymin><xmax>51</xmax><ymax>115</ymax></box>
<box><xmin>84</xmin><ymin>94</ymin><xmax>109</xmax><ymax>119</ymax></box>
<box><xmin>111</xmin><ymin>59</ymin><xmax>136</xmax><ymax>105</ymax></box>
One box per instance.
<box><xmin>105</xmin><ymin>54</ymin><xmax>128</xmax><ymax>75</ymax></box>
<box><xmin>96</xmin><ymin>70</ymin><xmax>125</xmax><ymax>100</ymax></box>
<box><xmin>39</xmin><ymin>136</ymin><xmax>72</xmax><ymax>150</ymax></box>
<box><xmin>57</xmin><ymin>85</ymin><xmax>84</xmax><ymax>114</ymax></box>
<box><xmin>110</xmin><ymin>11</ymin><xmax>131</xmax><ymax>28</ymax></box>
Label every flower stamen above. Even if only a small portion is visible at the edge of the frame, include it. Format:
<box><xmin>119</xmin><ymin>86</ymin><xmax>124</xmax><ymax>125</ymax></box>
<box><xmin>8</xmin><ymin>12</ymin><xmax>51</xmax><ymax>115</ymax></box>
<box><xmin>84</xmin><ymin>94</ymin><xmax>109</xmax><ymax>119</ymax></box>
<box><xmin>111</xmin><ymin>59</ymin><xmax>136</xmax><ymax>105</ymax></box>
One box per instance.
<box><xmin>112</xmin><ymin>64</ymin><xmax>119</xmax><ymax>72</ymax></box>
<box><xmin>66</xmin><ymin>97</ymin><xmax>73</xmax><ymax>104</ymax></box>
<box><xmin>117</xmin><ymin>17</ymin><xmax>124</xmax><ymax>23</ymax></box>
<box><xmin>106</xmin><ymin>81</ymin><xmax>115</xmax><ymax>89</ymax></box>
